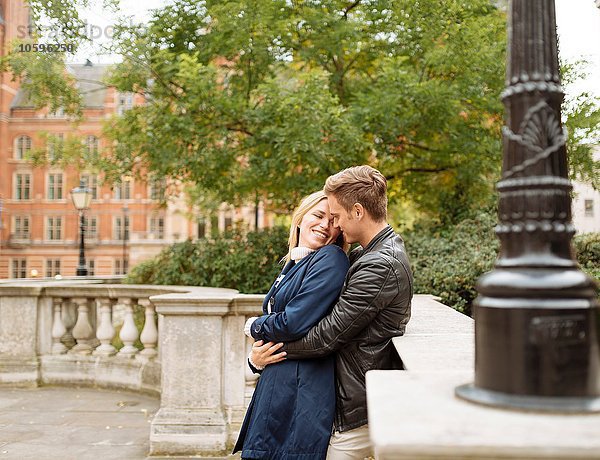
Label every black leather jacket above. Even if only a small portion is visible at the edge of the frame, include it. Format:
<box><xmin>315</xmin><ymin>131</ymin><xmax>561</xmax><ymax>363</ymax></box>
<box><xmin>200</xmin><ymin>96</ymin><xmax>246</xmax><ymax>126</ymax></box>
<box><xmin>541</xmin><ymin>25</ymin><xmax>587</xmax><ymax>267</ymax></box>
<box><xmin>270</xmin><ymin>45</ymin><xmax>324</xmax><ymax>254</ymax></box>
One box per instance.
<box><xmin>283</xmin><ymin>225</ymin><xmax>413</xmax><ymax>432</ymax></box>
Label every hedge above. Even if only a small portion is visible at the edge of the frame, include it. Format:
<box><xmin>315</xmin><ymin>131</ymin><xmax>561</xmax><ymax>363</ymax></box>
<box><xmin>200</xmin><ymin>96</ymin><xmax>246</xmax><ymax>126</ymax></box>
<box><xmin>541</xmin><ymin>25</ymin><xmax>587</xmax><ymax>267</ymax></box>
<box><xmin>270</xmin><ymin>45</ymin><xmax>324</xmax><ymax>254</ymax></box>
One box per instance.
<box><xmin>124</xmin><ymin>226</ymin><xmax>289</xmax><ymax>294</ymax></box>
<box><xmin>405</xmin><ymin>219</ymin><xmax>599</xmax><ymax>316</ymax></box>
<box><xmin>125</xmin><ymin>219</ymin><xmax>599</xmax><ymax>317</ymax></box>
<box><xmin>403</xmin><ymin>213</ymin><xmax>499</xmax><ymax>316</ymax></box>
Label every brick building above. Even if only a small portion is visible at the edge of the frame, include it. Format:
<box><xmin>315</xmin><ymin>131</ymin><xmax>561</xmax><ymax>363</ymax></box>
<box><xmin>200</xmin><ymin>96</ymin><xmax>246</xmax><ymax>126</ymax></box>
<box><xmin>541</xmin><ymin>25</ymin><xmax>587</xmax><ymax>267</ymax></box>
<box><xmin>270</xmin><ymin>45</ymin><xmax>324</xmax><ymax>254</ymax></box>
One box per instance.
<box><xmin>0</xmin><ymin>0</ymin><xmax>270</xmax><ymax>279</ymax></box>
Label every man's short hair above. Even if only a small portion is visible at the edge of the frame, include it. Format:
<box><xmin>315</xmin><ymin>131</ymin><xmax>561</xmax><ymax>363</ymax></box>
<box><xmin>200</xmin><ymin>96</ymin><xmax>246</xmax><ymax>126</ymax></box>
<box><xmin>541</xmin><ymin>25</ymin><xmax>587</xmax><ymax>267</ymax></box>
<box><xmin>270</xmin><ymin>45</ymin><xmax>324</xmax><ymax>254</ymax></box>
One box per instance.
<box><xmin>324</xmin><ymin>165</ymin><xmax>387</xmax><ymax>222</ymax></box>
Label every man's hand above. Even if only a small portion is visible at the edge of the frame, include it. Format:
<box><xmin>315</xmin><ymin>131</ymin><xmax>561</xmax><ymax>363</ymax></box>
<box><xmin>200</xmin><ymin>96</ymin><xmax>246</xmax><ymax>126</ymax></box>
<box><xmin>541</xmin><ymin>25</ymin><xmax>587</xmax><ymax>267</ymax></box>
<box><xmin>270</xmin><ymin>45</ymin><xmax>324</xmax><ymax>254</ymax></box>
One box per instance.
<box><xmin>251</xmin><ymin>340</ymin><xmax>287</xmax><ymax>368</ymax></box>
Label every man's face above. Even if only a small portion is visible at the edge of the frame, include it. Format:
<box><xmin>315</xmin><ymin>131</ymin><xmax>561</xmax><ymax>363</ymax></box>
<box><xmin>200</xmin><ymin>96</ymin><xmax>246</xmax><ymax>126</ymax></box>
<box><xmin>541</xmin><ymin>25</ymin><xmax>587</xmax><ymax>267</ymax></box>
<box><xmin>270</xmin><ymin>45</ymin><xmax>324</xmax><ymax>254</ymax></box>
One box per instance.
<box><xmin>328</xmin><ymin>195</ymin><xmax>360</xmax><ymax>245</ymax></box>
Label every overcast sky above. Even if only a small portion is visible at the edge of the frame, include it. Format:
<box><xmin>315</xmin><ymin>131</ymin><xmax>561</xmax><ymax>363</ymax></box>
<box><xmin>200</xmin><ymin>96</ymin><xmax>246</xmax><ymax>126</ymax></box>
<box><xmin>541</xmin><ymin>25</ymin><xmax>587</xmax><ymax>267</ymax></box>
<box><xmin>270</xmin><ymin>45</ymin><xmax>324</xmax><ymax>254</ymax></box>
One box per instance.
<box><xmin>555</xmin><ymin>0</ymin><xmax>600</xmax><ymax>98</ymax></box>
<box><xmin>70</xmin><ymin>0</ymin><xmax>600</xmax><ymax>101</ymax></box>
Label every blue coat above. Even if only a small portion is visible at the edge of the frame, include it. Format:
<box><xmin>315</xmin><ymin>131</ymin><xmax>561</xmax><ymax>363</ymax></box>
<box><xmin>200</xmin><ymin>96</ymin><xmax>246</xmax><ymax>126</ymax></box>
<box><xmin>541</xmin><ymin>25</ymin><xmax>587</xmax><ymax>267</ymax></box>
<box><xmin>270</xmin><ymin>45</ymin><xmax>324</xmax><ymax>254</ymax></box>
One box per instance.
<box><xmin>233</xmin><ymin>244</ymin><xmax>349</xmax><ymax>460</ymax></box>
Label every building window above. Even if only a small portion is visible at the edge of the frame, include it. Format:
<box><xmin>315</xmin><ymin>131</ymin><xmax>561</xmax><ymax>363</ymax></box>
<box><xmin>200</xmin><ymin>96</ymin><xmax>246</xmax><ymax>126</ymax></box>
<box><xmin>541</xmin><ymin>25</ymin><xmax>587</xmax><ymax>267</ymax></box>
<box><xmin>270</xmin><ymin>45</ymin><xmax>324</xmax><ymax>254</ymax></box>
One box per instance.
<box><xmin>211</xmin><ymin>215</ymin><xmax>219</xmax><ymax>237</ymax></box>
<box><xmin>46</xmin><ymin>216</ymin><xmax>62</xmax><ymax>240</ymax></box>
<box><xmin>83</xmin><ymin>215</ymin><xmax>98</xmax><ymax>238</ymax></box>
<box><xmin>114</xmin><ymin>215</ymin><xmax>130</xmax><ymax>240</ymax></box>
<box><xmin>13</xmin><ymin>216</ymin><xmax>30</xmax><ymax>239</ymax></box>
<box><xmin>584</xmin><ymin>199</ymin><xmax>594</xmax><ymax>217</ymax></box>
<box><xmin>81</xmin><ymin>174</ymin><xmax>99</xmax><ymax>199</ymax></box>
<box><xmin>48</xmin><ymin>107</ymin><xmax>65</xmax><ymax>118</ymax></box>
<box><xmin>197</xmin><ymin>217</ymin><xmax>207</xmax><ymax>239</ymax></box>
<box><xmin>15</xmin><ymin>135</ymin><xmax>32</xmax><ymax>160</ymax></box>
<box><xmin>114</xmin><ymin>180</ymin><xmax>131</xmax><ymax>200</ymax></box>
<box><xmin>45</xmin><ymin>259</ymin><xmax>61</xmax><ymax>278</ymax></box>
<box><xmin>150</xmin><ymin>215</ymin><xmax>165</xmax><ymax>239</ymax></box>
<box><xmin>15</xmin><ymin>174</ymin><xmax>31</xmax><ymax>200</ymax></box>
<box><xmin>114</xmin><ymin>259</ymin><xmax>129</xmax><ymax>275</ymax></box>
<box><xmin>224</xmin><ymin>216</ymin><xmax>233</xmax><ymax>232</ymax></box>
<box><xmin>149</xmin><ymin>179</ymin><xmax>166</xmax><ymax>201</ymax></box>
<box><xmin>88</xmin><ymin>260</ymin><xmax>95</xmax><ymax>276</ymax></box>
<box><xmin>47</xmin><ymin>173</ymin><xmax>64</xmax><ymax>200</ymax></box>
<box><xmin>117</xmin><ymin>92</ymin><xmax>134</xmax><ymax>115</ymax></box>
<box><xmin>12</xmin><ymin>259</ymin><xmax>27</xmax><ymax>278</ymax></box>
<box><xmin>47</xmin><ymin>133</ymin><xmax>64</xmax><ymax>160</ymax></box>
<box><xmin>85</xmin><ymin>135</ymin><xmax>99</xmax><ymax>156</ymax></box>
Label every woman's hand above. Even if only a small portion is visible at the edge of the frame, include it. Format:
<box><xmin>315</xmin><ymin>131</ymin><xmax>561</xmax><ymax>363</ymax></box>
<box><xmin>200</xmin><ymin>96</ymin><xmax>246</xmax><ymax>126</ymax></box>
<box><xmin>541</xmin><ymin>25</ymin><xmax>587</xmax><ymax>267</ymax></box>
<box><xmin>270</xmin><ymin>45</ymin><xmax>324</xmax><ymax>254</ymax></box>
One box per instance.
<box><xmin>251</xmin><ymin>340</ymin><xmax>287</xmax><ymax>368</ymax></box>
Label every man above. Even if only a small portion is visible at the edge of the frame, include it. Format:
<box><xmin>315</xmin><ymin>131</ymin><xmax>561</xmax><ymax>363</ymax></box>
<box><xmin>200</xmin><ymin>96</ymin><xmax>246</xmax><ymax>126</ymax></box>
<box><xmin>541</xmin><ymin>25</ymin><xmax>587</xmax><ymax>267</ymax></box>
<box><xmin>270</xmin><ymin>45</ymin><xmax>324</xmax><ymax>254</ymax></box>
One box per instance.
<box><xmin>251</xmin><ymin>165</ymin><xmax>413</xmax><ymax>459</ymax></box>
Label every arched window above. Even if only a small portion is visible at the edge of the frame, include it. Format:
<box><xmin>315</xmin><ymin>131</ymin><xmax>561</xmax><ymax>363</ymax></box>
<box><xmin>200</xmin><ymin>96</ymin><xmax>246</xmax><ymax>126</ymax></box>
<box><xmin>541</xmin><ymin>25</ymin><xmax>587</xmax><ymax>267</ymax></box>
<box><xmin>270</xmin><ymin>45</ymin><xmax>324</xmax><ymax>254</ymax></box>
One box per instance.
<box><xmin>15</xmin><ymin>135</ymin><xmax>32</xmax><ymax>160</ymax></box>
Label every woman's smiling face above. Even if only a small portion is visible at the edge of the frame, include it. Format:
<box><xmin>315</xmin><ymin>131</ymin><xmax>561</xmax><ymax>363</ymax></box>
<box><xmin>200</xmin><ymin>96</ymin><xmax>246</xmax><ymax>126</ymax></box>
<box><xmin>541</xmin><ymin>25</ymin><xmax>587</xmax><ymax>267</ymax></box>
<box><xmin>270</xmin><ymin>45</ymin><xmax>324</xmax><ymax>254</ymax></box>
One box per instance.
<box><xmin>298</xmin><ymin>198</ymin><xmax>340</xmax><ymax>250</ymax></box>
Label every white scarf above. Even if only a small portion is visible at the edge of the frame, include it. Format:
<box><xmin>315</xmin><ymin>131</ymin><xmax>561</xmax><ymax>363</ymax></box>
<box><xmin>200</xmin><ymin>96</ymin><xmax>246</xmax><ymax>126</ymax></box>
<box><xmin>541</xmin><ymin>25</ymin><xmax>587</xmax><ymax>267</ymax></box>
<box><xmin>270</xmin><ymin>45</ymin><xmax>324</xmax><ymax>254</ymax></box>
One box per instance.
<box><xmin>290</xmin><ymin>246</ymin><xmax>316</xmax><ymax>262</ymax></box>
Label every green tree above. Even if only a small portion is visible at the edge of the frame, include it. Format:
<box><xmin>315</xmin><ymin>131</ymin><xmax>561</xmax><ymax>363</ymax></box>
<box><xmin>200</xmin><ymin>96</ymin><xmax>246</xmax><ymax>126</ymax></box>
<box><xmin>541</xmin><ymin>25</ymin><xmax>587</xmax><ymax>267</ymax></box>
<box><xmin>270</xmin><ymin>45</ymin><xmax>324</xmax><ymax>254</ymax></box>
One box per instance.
<box><xmin>1</xmin><ymin>0</ymin><xmax>597</xmax><ymax>220</ymax></box>
<box><xmin>104</xmin><ymin>0</ymin><xmax>509</xmax><ymax>217</ymax></box>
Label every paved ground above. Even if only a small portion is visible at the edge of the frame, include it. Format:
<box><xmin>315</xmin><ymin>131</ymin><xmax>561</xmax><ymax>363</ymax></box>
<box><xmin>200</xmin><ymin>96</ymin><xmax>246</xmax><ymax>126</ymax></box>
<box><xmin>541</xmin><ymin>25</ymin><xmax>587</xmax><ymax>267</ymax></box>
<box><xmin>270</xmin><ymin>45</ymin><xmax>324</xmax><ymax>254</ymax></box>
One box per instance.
<box><xmin>0</xmin><ymin>386</ymin><xmax>160</xmax><ymax>460</ymax></box>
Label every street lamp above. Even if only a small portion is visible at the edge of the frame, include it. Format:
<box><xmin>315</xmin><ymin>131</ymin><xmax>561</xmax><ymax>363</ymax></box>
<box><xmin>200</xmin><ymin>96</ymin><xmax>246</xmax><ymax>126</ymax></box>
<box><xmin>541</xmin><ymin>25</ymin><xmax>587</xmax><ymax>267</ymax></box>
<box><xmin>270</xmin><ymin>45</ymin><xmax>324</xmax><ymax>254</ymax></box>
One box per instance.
<box><xmin>455</xmin><ymin>0</ymin><xmax>600</xmax><ymax>412</ymax></box>
<box><xmin>122</xmin><ymin>204</ymin><xmax>129</xmax><ymax>275</ymax></box>
<box><xmin>71</xmin><ymin>179</ymin><xmax>93</xmax><ymax>276</ymax></box>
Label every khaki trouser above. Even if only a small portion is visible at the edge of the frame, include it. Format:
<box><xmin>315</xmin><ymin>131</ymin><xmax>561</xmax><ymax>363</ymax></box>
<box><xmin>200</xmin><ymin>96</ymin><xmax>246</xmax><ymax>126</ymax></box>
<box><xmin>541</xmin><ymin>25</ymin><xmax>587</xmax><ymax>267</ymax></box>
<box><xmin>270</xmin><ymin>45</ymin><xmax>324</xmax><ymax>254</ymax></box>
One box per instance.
<box><xmin>327</xmin><ymin>424</ymin><xmax>374</xmax><ymax>460</ymax></box>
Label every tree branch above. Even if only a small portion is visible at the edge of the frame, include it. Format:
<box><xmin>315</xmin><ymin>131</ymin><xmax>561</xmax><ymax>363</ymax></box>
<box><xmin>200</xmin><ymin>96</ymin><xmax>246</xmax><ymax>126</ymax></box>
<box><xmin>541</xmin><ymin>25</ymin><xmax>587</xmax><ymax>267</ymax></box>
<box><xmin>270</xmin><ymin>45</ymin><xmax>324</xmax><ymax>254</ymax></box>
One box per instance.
<box><xmin>225</xmin><ymin>124</ymin><xmax>253</xmax><ymax>136</ymax></box>
<box><xmin>405</xmin><ymin>141</ymin><xmax>438</xmax><ymax>152</ymax></box>
<box><xmin>386</xmin><ymin>166</ymin><xmax>453</xmax><ymax>181</ymax></box>
<box><xmin>343</xmin><ymin>1</ymin><xmax>362</xmax><ymax>20</ymax></box>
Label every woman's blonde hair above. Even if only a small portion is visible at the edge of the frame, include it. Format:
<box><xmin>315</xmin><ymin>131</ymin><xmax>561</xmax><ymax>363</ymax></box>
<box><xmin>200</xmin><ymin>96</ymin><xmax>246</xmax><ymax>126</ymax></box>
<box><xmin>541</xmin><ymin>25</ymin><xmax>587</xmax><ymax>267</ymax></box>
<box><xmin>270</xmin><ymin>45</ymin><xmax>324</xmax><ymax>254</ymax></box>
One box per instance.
<box><xmin>284</xmin><ymin>191</ymin><xmax>348</xmax><ymax>263</ymax></box>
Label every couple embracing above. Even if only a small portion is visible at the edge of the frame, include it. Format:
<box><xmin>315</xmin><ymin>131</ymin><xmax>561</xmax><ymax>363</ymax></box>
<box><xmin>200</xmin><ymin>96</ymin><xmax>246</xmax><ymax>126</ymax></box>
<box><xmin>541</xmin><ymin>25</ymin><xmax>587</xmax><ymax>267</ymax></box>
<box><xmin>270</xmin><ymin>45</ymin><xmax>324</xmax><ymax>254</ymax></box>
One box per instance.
<box><xmin>233</xmin><ymin>165</ymin><xmax>413</xmax><ymax>460</ymax></box>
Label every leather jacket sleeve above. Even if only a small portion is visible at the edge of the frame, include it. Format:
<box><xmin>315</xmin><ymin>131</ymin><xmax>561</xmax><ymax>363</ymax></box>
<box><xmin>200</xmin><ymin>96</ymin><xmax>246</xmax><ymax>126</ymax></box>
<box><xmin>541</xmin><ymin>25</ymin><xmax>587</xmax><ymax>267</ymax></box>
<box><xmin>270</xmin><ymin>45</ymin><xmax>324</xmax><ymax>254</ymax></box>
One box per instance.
<box><xmin>283</xmin><ymin>257</ymin><xmax>400</xmax><ymax>358</ymax></box>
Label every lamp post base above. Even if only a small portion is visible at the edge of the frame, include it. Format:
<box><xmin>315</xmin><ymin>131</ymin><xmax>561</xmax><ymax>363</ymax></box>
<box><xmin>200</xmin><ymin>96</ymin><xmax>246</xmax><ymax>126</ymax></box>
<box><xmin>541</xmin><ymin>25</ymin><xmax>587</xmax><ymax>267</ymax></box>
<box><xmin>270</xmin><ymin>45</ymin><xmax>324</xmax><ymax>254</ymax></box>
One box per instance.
<box><xmin>456</xmin><ymin>383</ymin><xmax>600</xmax><ymax>413</ymax></box>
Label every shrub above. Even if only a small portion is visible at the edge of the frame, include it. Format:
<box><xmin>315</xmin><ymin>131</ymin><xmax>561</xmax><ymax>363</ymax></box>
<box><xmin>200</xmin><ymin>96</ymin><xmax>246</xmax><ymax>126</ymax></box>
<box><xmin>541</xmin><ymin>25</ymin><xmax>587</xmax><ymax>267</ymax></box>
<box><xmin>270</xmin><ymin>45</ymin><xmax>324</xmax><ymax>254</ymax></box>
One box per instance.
<box><xmin>405</xmin><ymin>216</ymin><xmax>599</xmax><ymax>316</ymax></box>
<box><xmin>125</xmin><ymin>226</ymin><xmax>289</xmax><ymax>293</ymax></box>
<box><xmin>403</xmin><ymin>212</ymin><xmax>499</xmax><ymax>316</ymax></box>
<box><xmin>573</xmin><ymin>232</ymin><xmax>600</xmax><ymax>281</ymax></box>
<box><xmin>125</xmin><ymin>217</ymin><xmax>598</xmax><ymax>315</ymax></box>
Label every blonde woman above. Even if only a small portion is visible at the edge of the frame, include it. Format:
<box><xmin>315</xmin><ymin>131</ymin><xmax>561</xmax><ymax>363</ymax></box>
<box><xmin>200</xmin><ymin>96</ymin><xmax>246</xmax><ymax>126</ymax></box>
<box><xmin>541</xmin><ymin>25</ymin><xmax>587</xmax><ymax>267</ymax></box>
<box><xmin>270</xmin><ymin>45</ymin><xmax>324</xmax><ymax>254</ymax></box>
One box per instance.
<box><xmin>233</xmin><ymin>191</ymin><xmax>349</xmax><ymax>460</ymax></box>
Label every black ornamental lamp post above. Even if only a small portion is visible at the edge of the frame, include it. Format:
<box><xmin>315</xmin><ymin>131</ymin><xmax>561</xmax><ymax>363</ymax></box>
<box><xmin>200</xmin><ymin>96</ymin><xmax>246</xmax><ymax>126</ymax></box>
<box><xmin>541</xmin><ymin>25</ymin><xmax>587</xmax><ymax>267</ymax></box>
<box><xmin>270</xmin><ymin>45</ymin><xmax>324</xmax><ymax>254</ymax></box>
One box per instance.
<box><xmin>122</xmin><ymin>204</ymin><xmax>129</xmax><ymax>275</ymax></box>
<box><xmin>71</xmin><ymin>180</ymin><xmax>93</xmax><ymax>277</ymax></box>
<box><xmin>455</xmin><ymin>0</ymin><xmax>600</xmax><ymax>412</ymax></box>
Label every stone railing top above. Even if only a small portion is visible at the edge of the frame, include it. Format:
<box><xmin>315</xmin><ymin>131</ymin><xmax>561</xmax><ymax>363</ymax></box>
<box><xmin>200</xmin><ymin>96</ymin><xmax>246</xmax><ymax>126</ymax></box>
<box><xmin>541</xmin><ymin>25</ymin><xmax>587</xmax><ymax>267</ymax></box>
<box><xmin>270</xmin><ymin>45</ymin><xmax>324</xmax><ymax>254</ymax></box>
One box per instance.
<box><xmin>0</xmin><ymin>277</ymin><xmax>119</xmax><ymax>296</ymax></box>
<box><xmin>392</xmin><ymin>294</ymin><xmax>474</xmax><ymax>372</ymax></box>
<box><xmin>149</xmin><ymin>290</ymin><xmax>268</xmax><ymax>317</ymax></box>
<box><xmin>0</xmin><ymin>278</ymin><xmax>266</xmax><ymax>316</ymax></box>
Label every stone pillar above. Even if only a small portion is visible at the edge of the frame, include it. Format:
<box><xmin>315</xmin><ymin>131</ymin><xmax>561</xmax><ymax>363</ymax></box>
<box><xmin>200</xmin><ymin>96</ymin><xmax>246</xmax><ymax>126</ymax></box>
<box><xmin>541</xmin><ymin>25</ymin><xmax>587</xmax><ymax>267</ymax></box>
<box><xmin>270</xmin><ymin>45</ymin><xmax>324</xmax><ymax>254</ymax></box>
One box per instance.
<box><xmin>225</xmin><ymin>294</ymin><xmax>264</xmax><ymax>445</ymax></box>
<box><xmin>149</xmin><ymin>288</ymin><xmax>238</xmax><ymax>456</ymax></box>
<box><xmin>0</xmin><ymin>286</ymin><xmax>42</xmax><ymax>386</ymax></box>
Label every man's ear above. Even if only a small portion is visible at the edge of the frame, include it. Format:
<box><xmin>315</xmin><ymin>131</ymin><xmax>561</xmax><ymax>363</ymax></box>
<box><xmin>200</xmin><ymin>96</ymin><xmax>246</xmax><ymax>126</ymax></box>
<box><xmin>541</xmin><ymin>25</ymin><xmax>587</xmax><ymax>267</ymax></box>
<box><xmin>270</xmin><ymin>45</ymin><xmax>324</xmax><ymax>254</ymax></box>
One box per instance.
<box><xmin>353</xmin><ymin>203</ymin><xmax>365</xmax><ymax>220</ymax></box>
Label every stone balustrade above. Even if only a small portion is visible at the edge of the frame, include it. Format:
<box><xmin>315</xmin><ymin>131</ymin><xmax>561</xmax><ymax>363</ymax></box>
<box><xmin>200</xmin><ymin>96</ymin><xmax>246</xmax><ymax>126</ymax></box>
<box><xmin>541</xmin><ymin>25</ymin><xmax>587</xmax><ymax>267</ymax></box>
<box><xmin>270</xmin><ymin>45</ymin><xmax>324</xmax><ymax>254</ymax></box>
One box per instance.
<box><xmin>0</xmin><ymin>279</ymin><xmax>172</xmax><ymax>394</ymax></box>
<box><xmin>0</xmin><ymin>278</ymin><xmax>264</xmax><ymax>456</ymax></box>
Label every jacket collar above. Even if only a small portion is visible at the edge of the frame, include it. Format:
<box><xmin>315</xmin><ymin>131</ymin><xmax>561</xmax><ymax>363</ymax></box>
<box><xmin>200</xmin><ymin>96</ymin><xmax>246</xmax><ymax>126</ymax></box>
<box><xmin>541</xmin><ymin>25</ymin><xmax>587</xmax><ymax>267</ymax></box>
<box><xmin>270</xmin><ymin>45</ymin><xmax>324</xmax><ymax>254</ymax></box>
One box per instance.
<box><xmin>265</xmin><ymin>251</ymin><xmax>315</xmax><ymax>302</ymax></box>
<box><xmin>362</xmin><ymin>224</ymin><xmax>394</xmax><ymax>253</ymax></box>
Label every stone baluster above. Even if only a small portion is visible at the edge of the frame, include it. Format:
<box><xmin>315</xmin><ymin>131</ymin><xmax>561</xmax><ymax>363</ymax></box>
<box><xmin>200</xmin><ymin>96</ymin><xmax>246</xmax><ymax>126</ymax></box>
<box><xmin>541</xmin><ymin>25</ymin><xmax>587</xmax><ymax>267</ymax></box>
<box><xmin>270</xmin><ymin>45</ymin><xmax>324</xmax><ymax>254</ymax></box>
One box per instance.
<box><xmin>51</xmin><ymin>297</ymin><xmax>67</xmax><ymax>354</ymax></box>
<box><xmin>94</xmin><ymin>298</ymin><xmax>117</xmax><ymax>357</ymax></box>
<box><xmin>70</xmin><ymin>297</ymin><xmax>95</xmax><ymax>355</ymax></box>
<box><xmin>117</xmin><ymin>298</ymin><xmax>139</xmax><ymax>358</ymax></box>
<box><xmin>138</xmin><ymin>299</ymin><xmax>158</xmax><ymax>360</ymax></box>
<box><xmin>60</xmin><ymin>299</ymin><xmax>76</xmax><ymax>349</ymax></box>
